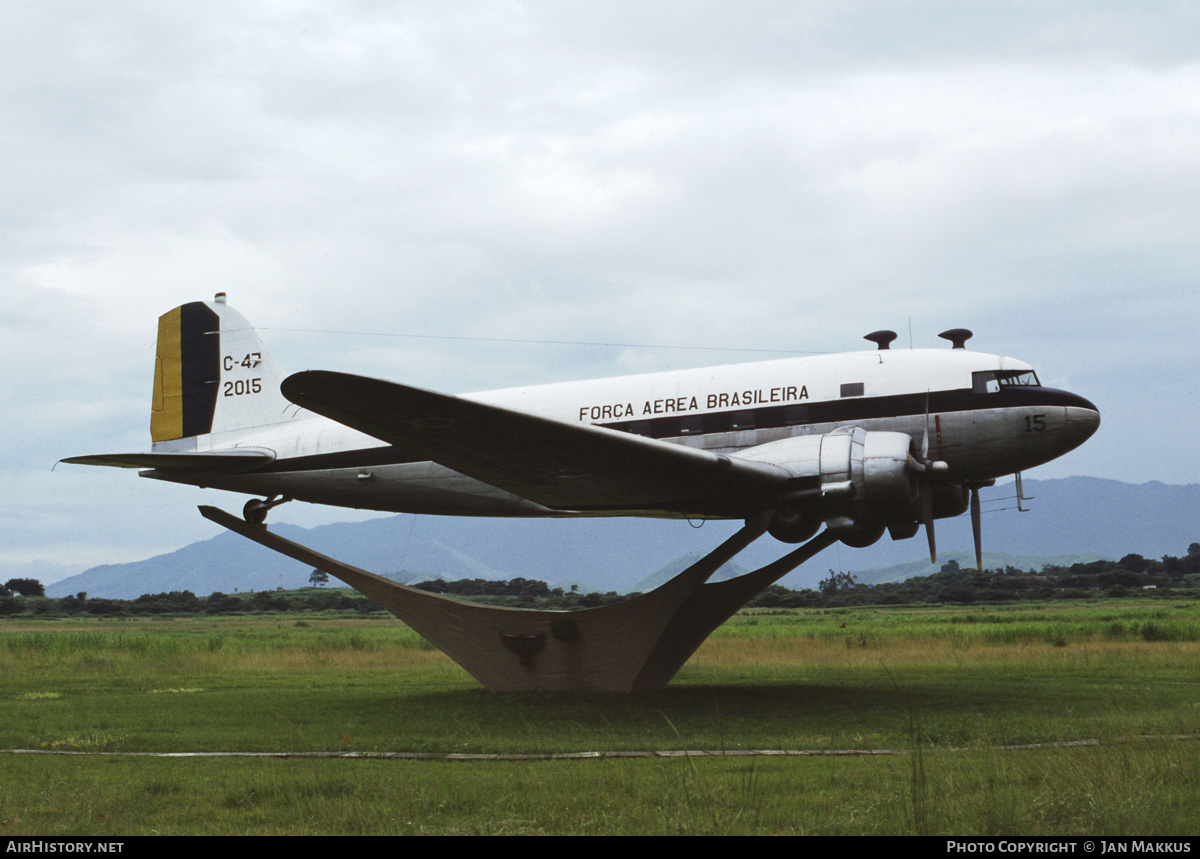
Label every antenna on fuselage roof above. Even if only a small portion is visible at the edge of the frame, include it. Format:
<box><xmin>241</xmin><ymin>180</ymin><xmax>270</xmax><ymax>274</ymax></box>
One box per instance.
<box><xmin>863</xmin><ymin>330</ymin><xmax>897</xmax><ymax>350</ymax></box>
<box><xmin>908</xmin><ymin>318</ymin><xmax>913</xmax><ymax>349</ymax></box>
<box><xmin>938</xmin><ymin>329</ymin><xmax>974</xmax><ymax>349</ymax></box>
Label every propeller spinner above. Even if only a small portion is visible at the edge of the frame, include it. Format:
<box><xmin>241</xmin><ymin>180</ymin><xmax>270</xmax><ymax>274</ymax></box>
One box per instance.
<box><xmin>907</xmin><ymin>392</ymin><xmax>949</xmax><ymax>564</ymax></box>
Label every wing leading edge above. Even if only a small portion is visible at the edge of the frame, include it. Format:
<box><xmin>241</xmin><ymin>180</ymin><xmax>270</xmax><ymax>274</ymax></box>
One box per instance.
<box><xmin>281</xmin><ymin>370</ymin><xmax>791</xmax><ymax>516</ymax></box>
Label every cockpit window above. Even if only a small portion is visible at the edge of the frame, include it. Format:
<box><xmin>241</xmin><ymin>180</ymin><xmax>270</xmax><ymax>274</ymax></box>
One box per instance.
<box><xmin>998</xmin><ymin>370</ymin><xmax>1040</xmax><ymax>387</ymax></box>
<box><xmin>972</xmin><ymin>370</ymin><xmax>1041</xmax><ymax>394</ymax></box>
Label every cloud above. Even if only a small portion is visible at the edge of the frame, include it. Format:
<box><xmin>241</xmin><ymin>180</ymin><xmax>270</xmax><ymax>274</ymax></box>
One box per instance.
<box><xmin>4</xmin><ymin>3</ymin><xmax>1199</xmax><ymax>568</ymax></box>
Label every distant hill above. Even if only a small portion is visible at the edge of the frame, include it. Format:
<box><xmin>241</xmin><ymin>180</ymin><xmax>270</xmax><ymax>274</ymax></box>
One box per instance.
<box><xmin>627</xmin><ymin>553</ymin><xmax>751</xmax><ymax>595</ymax></box>
<box><xmin>45</xmin><ymin>477</ymin><xmax>1200</xmax><ymax>600</ymax></box>
<box><xmin>798</xmin><ymin>476</ymin><xmax>1200</xmax><ymax>586</ymax></box>
<box><xmin>46</xmin><ymin>516</ymin><xmax>756</xmax><ymax>600</ymax></box>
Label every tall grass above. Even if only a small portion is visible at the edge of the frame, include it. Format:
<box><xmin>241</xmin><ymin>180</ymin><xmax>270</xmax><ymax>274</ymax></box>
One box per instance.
<box><xmin>2</xmin><ymin>604</ymin><xmax>1199</xmax><ymax>834</ymax></box>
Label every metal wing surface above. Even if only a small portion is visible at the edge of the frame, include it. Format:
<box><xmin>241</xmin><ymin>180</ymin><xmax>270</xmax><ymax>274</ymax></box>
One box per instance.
<box><xmin>281</xmin><ymin>370</ymin><xmax>790</xmax><ymax>515</ymax></box>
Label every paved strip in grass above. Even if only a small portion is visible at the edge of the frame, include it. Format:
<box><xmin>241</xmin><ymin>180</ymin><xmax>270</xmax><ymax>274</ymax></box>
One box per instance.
<box><xmin>5</xmin><ymin>734</ymin><xmax>1198</xmax><ymax>760</ymax></box>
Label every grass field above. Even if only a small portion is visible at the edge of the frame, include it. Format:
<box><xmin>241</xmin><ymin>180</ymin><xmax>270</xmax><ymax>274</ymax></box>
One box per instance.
<box><xmin>2</xmin><ymin>601</ymin><xmax>1199</xmax><ymax>835</ymax></box>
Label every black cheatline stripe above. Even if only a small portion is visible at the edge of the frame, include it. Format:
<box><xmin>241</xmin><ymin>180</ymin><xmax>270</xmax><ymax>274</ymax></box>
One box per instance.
<box><xmin>598</xmin><ymin>386</ymin><xmax>1094</xmax><ymax>440</ymax></box>
<box><xmin>180</xmin><ymin>302</ymin><xmax>220</xmax><ymax>438</ymax></box>
<box><xmin>258</xmin><ymin>386</ymin><xmax>1094</xmax><ymax>473</ymax></box>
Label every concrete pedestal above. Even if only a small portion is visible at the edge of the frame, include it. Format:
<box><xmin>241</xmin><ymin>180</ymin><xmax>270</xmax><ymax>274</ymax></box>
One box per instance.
<box><xmin>200</xmin><ymin>506</ymin><xmax>834</xmax><ymax>692</ymax></box>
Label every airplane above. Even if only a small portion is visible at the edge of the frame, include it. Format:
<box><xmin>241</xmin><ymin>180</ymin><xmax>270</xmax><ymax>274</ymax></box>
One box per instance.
<box><xmin>64</xmin><ymin>293</ymin><xmax>1100</xmax><ymax>569</ymax></box>
<box><xmin>62</xmin><ymin>293</ymin><xmax>1101</xmax><ymax>691</ymax></box>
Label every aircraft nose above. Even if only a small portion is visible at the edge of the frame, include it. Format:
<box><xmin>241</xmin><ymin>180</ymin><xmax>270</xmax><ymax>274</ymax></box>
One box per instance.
<box><xmin>1063</xmin><ymin>394</ymin><xmax>1100</xmax><ymax>446</ymax></box>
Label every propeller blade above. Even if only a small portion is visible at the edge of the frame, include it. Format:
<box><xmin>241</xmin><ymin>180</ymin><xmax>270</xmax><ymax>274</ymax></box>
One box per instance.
<box><xmin>920</xmin><ymin>483</ymin><xmax>936</xmax><ymax>563</ymax></box>
<box><xmin>920</xmin><ymin>392</ymin><xmax>930</xmax><ymax>461</ymax></box>
<box><xmin>914</xmin><ymin>394</ymin><xmax>939</xmax><ymax>565</ymax></box>
<box><xmin>970</xmin><ymin>486</ymin><xmax>982</xmax><ymax>571</ymax></box>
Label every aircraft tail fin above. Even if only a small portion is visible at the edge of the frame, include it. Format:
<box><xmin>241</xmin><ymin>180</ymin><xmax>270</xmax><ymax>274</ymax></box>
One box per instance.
<box><xmin>151</xmin><ymin>293</ymin><xmax>297</xmax><ymax>442</ymax></box>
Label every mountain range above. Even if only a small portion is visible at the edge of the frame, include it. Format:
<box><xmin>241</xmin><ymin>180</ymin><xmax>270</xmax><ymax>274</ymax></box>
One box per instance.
<box><xmin>41</xmin><ymin>477</ymin><xmax>1200</xmax><ymax>600</ymax></box>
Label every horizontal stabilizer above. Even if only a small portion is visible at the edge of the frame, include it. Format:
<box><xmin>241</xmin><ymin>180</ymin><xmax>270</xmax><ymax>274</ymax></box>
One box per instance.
<box><xmin>281</xmin><ymin>370</ymin><xmax>790</xmax><ymax>515</ymax></box>
<box><xmin>61</xmin><ymin>449</ymin><xmax>274</xmax><ymax>473</ymax></box>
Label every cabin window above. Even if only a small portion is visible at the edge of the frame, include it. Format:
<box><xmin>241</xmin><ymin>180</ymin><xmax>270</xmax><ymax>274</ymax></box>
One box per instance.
<box><xmin>679</xmin><ymin>415</ymin><xmax>704</xmax><ymax>435</ymax></box>
<box><xmin>840</xmin><ymin>382</ymin><xmax>864</xmax><ymax>398</ymax></box>
<box><xmin>626</xmin><ymin>420</ymin><xmax>653</xmax><ymax>436</ymax></box>
<box><xmin>784</xmin><ymin>404</ymin><xmax>809</xmax><ymax>425</ymax></box>
<box><xmin>730</xmin><ymin>410</ymin><xmax>756</xmax><ymax>429</ymax></box>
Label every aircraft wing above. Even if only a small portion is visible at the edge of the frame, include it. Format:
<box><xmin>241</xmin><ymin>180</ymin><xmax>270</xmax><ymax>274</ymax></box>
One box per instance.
<box><xmin>281</xmin><ymin>370</ymin><xmax>792</xmax><ymax>515</ymax></box>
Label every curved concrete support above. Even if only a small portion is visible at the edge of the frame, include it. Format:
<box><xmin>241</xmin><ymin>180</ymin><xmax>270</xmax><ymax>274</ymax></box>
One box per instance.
<box><xmin>199</xmin><ymin>506</ymin><xmax>833</xmax><ymax>692</ymax></box>
<box><xmin>631</xmin><ymin>529</ymin><xmax>839</xmax><ymax>691</ymax></box>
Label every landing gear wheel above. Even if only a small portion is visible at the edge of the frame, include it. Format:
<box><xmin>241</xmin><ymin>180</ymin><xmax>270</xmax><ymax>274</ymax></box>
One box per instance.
<box><xmin>768</xmin><ymin>509</ymin><xmax>821</xmax><ymax>544</ymax></box>
<box><xmin>242</xmin><ymin>495</ymin><xmax>291</xmax><ymax>525</ymax></box>
<box><xmin>839</xmin><ymin>523</ymin><xmax>884</xmax><ymax>548</ymax></box>
<box><xmin>243</xmin><ymin>498</ymin><xmax>269</xmax><ymax>525</ymax></box>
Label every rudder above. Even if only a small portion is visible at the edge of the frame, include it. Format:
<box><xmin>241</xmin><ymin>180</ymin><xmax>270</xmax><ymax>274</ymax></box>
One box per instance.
<box><xmin>151</xmin><ymin>293</ymin><xmax>295</xmax><ymax>442</ymax></box>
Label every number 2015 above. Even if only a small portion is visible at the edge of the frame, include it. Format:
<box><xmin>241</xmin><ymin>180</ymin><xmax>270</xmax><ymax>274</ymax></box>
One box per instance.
<box><xmin>223</xmin><ymin>378</ymin><xmax>262</xmax><ymax>397</ymax></box>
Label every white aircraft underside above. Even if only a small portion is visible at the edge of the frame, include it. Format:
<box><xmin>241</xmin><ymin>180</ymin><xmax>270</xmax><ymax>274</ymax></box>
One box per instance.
<box><xmin>65</xmin><ymin>296</ymin><xmax>1100</xmax><ymax>560</ymax></box>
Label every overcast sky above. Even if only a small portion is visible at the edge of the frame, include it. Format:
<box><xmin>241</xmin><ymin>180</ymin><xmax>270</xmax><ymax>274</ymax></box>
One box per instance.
<box><xmin>4</xmin><ymin>2</ymin><xmax>1199</xmax><ymax>577</ymax></box>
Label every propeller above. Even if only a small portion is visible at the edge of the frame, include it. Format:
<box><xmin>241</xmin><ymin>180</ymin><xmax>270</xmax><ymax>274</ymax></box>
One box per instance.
<box><xmin>907</xmin><ymin>392</ymin><xmax>948</xmax><ymax>563</ymax></box>
<box><xmin>906</xmin><ymin>393</ymin><xmax>987</xmax><ymax>569</ymax></box>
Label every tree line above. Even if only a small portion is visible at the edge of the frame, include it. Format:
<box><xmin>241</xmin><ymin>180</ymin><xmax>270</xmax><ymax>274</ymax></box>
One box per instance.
<box><xmin>750</xmin><ymin>545</ymin><xmax>1200</xmax><ymax>608</ymax></box>
<box><xmin>0</xmin><ymin>575</ymin><xmax>629</xmax><ymax>618</ymax></box>
<box><xmin>3</xmin><ymin>544</ymin><xmax>1199</xmax><ymax>617</ymax></box>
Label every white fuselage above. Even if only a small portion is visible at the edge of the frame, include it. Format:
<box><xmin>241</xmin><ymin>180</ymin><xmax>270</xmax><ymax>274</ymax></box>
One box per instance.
<box><xmin>148</xmin><ymin>347</ymin><xmax>1100</xmax><ymax>520</ymax></box>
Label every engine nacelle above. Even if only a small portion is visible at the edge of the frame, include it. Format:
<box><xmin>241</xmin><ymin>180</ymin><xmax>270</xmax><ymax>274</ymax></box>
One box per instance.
<box><xmin>737</xmin><ymin>426</ymin><xmax>918</xmax><ymax>544</ymax></box>
<box><xmin>931</xmin><ymin>483</ymin><xmax>969</xmax><ymax>519</ymax></box>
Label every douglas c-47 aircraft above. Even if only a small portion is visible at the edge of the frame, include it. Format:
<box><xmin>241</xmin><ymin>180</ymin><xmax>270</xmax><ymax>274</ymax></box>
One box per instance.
<box><xmin>66</xmin><ymin>293</ymin><xmax>1100</xmax><ymax>563</ymax></box>
<box><xmin>64</xmin><ymin>294</ymin><xmax>1100</xmax><ymax>692</ymax></box>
